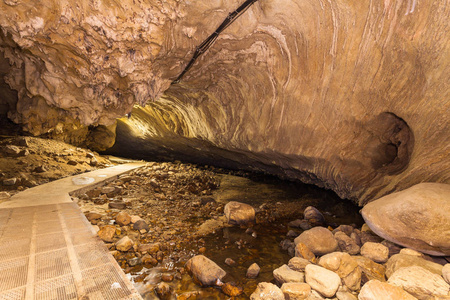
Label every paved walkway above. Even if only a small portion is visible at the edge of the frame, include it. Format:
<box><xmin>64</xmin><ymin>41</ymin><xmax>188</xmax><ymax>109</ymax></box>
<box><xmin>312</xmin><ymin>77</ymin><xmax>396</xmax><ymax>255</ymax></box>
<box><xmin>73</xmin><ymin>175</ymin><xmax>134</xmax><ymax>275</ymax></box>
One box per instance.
<box><xmin>0</xmin><ymin>163</ymin><xmax>145</xmax><ymax>300</ymax></box>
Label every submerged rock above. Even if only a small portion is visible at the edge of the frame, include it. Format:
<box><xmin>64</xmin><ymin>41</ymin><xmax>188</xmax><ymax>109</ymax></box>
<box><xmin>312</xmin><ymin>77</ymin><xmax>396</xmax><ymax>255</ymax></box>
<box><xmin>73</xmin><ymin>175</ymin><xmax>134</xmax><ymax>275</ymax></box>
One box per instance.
<box><xmin>362</xmin><ymin>183</ymin><xmax>450</xmax><ymax>256</ymax></box>
<box><xmin>246</xmin><ymin>263</ymin><xmax>261</xmax><ymax>279</ymax></box>
<box><xmin>224</xmin><ymin>201</ymin><xmax>255</xmax><ymax>225</ymax></box>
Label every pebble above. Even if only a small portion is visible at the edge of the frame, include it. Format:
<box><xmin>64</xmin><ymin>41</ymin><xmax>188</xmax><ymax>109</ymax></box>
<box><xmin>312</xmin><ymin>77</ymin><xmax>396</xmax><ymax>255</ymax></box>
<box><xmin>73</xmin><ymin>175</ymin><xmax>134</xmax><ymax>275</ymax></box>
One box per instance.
<box><xmin>294</xmin><ymin>227</ymin><xmax>338</xmax><ymax>256</ymax></box>
<box><xmin>250</xmin><ymin>282</ymin><xmax>285</xmax><ymax>300</ymax></box>
<box><xmin>334</xmin><ymin>231</ymin><xmax>360</xmax><ymax>255</ymax></box>
<box><xmin>225</xmin><ymin>258</ymin><xmax>236</xmax><ymax>266</ymax></box>
<box><xmin>305</xmin><ymin>264</ymin><xmax>340</xmax><ymax>298</ymax></box>
<box><xmin>289</xmin><ymin>219</ymin><xmax>311</xmax><ymax>230</ymax></box>
<box><xmin>155</xmin><ymin>282</ymin><xmax>171</xmax><ymax>299</ymax></box>
<box><xmin>303</xmin><ymin>206</ymin><xmax>326</xmax><ymax>226</ymax></box>
<box><xmin>221</xmin><ymin>282</ymin><xmax>243</xmax><ymax>297</ymax></box>
<box><xmin>3</xmin><ymin>178</ymin><xmax>17</xmax><ymax>186</ymax></box>
<box><xmin>246</xmin><ymin>263</ymin><xmax>260</xmax><ymax>278</ymax></box>
<box><xmin>281</xmin><ymin>282</ymin><xmax>311</xmax><ymax>299</ymax></box>
<box><xmin>0</xmin><ymin>191</ymin><xmax>11</xmax><ymax>199</ymax></box>
<box><xmin>138</xmin><ymin>243</ymin><xmax>160</xmax><ymax>254</ymax></box>
<box><xmin>108</xmin><ymin>201</ymin><xmax>127</xmax><ymax>209</ymax></box>
<box><xmin>133</xmin><ymin>219</ymin><xmax>149</xmax><ymax>231</ymax></box>
<box><xmin>161</xmin><ymin>273</ymin><xmax>174</xmax><ymax>282</ymax></box>
<box><xmin>97</xmin><ymin>225</ymin><xmax>116</xmax><ymax>242</ymax></box>
<box><xmin>360</xmin><ymin>242</ymin><xmax>389</xmax><ymax>263</ymax></box>
<box><xmin>273</xmin><ymin>264</ymin><xmax>305</xmax><ymax>284</ymax></box>
<box><xmin>115</xmin><ymin>211</ymin><xmax>131</xmax><ymax>226</ymax></box>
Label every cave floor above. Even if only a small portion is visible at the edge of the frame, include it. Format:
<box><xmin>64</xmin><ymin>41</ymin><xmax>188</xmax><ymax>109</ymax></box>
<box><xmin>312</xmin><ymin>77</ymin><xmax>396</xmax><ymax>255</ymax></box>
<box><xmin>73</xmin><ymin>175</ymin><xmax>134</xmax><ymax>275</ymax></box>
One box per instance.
<box><xmin>0</xmin><ymin>163</ymin><xmax>145</xmax><ymax>300</ymax></box>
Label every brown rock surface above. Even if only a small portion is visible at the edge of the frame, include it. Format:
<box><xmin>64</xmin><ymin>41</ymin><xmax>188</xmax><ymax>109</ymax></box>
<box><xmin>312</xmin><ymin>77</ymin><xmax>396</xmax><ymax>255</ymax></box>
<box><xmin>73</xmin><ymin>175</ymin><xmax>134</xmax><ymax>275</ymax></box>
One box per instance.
<box><xmin>359</xmin><ymin>280</ymin><xmax>418</xmax><ymax>300</ymax></box>
<box><xmin>385</xmin><ymin>254</ymin><xmax>444</xmax><ymax>278</ymax></box>
<box><xmin>1</xmin><ymin>1</ymin><xmax>448</xmax><ymax>203</ymax></box>
<box><xmin>362</xmin><ymin>183</ymin><xmax>450</xmax><ymax>256</ymax></box>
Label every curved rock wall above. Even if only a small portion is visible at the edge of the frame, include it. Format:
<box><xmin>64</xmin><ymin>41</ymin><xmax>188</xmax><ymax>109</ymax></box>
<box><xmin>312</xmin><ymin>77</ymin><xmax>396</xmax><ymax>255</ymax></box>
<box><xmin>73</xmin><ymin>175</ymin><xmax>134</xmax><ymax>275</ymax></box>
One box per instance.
<box><xmin>1</xmin><ymin>0</ymin><xmax>449</xmax><ymax>204</ymax></box>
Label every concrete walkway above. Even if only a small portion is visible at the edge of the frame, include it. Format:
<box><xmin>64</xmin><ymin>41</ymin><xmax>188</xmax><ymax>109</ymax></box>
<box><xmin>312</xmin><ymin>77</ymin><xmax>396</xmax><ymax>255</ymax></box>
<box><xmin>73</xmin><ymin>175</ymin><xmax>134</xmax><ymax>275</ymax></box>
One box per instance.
<box><xmin>0</xmin><ymin>163</ymin><xmax>145</xmax><ymax>300</ymax></box>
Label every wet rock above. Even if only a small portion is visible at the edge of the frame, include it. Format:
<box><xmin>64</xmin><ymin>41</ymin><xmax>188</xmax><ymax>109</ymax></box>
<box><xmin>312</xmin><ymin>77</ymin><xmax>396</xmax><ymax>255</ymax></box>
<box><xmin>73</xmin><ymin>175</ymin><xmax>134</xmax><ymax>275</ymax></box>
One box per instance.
<box><xmin>289</xmin><ymin>219</ymin><xmax>311</xmax><ymax>230</ymax></box>
<box><xmin>225</xmin><ymin>258</ymin><xmax>236</xmax><ymax>266</ymax></box>
<box><xmin>115</xmin><ymin>211</ymin><xmax>131</xmax><ymax>226</ymax></box>
<box><xmin>109</xmin><ymin>200</ymin><xmax>127</xmax><ymax>209</ymax></box>
<box><xmin>294</xmin><ymin>243</ymin><xmax>316</xmax><ymax>262</ymax></box>
<box><xmin>385</xmin><ymin>254</ymin><xmax>443</xmax><ymax>278</ymax></box>
<box><xmin>273</xmin><ymin>264</ymin><xmax>305</xmax><ymax>284</ymax></box>
<box><xmin>250</xmin><ymin>282</ymin><xmax>284</xmax><ymax>300</ymax></box>
<box><xmin>222</xmin><ymin>282</ymin><xmax>243</xmax><ymax>297</ymax></box>
<box><xmin>318</xmin><ymin>252</ymin><xmax>361</xmax><ymax>291</ymax></box>
<box><xmin>353</xmin><ymin>255</ymin><xmax>386</xmax><ymax>283</ymax></box>
<box><xmin>246</xmin><ymin>263</ymin><xmax>260</xmax><ymax>278</ymax></box>
<box><xmin>155</xmin><ymin>282</ymin><xmax>171</xmax><ymax>299</ymax></box>
<box><xmin>128</xmin><ymin>257</ymin><xmax>142</xmax><ymax>267</ymax></box>
<box><xmin>294</xmin><ymin>227</ymin><xmax>338</xmax><ymax>256</ymax></box>
<box><xmin>358</xmin><ymin>280</ymin><xmax>417</xmax><ymax>300</ymax></box>
<box><xmin>141</xmin><ymin>254</ymin><xmax>157</xmax><ymax>265</ymax></box>
<box><xmin>281</xmin><ymin>282</ymin><xmax>311</xmax><ymax>299</ymax></box>
<box><xmin>443</xmin><ymin>264</ymin><xmax>450</xmax><ymax>284</ymax></box>
<box><xmin>3</xmin><ymin>178</ymin><xmax>17</xmax><ymax>186</ymax></box>
<box><xmin>97</xmin><ymin>225</ymin><xmax>116</xmax><ymax>242</ymax></box>
<box><xmin>288</xmin><ymin>257</ymin><xmax>311</xmax><ymax>272</ymax></box>
<box><xmin>335</xmin><ymin>231</ymin><xmax>360</xmax><ymax>255</ymax></box>
<box><xmin>161</xmin><ymin>273</ymin><xmax>174</xmax><ymax>282</ymax></box>
<box><xmin>361</xmin><ymin>183</ymin><xmax>450</xmax><ymax>256</ymax></box>
<box><xmin>387</xmin><ymin>266</ymin><xmax>449</xmax><ymax>299</ymax></box>
<box><xmin>133</xmin><ymin>219</ymin><xmax>149</xmax><ymax>231</ymax></box>
<box><xmin>185</xmin><ymin>255</ymin><xmax>226</xmax><ymax>286</ymax></box>
<box><xmin>303</xmin><ymin>206</ymin><xmax>326</xmax><ymax>226</ymax></box>
<box><xmin>305</xmin><ymin>264</ymin><xmax>340</xmax><ymax>298</ymax></box>
<box><xmin>224</xmin><ymin>201</ymin><xmax>255</xmax><ymax>225</ymax></box>
<box><xmin>360</xmin><ymin>242</ymin><xmax>389</xmax><ymax>263</ymax></box>
<box><xmin>138</xmin><ymin>243</ymin><xmax>160</xmax><ymax>254</ymax></box>
<box><xmin>116</xmin><ymin>236</ymin><xmax>133</xmax><ymax>252</ymax></box>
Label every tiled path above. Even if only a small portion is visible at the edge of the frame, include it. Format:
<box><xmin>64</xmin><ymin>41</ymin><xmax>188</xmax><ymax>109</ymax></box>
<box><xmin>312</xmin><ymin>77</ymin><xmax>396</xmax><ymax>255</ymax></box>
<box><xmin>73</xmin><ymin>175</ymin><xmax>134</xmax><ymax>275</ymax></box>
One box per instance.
<box><xmin>0</xmin><ymin>163</ymin><xmax>145</xmax><ymax>300</ymax></box>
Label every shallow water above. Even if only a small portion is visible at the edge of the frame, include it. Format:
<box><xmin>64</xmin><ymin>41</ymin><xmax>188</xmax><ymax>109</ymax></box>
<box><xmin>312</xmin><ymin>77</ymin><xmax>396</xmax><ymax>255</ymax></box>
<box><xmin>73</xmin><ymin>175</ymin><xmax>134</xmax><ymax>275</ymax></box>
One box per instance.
<box><xmin>129</xmin><ymin>172</ymin><xmax>363</xmax><ymax>299</ymax></box>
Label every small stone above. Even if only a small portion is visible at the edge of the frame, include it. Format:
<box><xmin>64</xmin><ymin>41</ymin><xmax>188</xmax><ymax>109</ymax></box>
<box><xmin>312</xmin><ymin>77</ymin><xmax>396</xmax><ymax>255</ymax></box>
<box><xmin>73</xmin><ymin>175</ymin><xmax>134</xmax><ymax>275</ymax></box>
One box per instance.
<box><xmin>250</xmin><ymin>282</ymin><xmax>285</xmax><ymax>300</ymax></box>
<box><xmin>4</xmin><ymin>145</ymin><xmax>21</xmax><ymax>156</ymax></box>
<box><xmin>85</xmin><ymin>212</ymin><xmax>102</xmax><ymax>222</ymax></box>
<box><xmin>115</xmin><ymin>211</ymin><xmax>131</xmax><ymax>226</ymax></box>
<box><xmin>3</xmin><ymin>178</ymin><xmax>17</xmax><ymax>186</ymax></box>
<box><xmin>67</xmin><ymin>160</ymin><xmax>78</xmax><ymax>166</ymax></box>
<box><xmin>305</xmin><ymin>264</ymin><xmax>340</xmax><ymax>298</ymax></box>
<box><xmin>155</xmin><ymin>282</ymin><xmax>171</xmax><ymax>299</ymax></box>
<box><xmin>289</xmin><ymin>219</ymin><xmax>311</xmax><ymax>230</ymax></box>
<box><xmin>334</xmin><ymin>231</ymin><xmax>360</xmax><ymax>255</ymax></box>
<box><xmin>288</xmin><ymin>257</ymin><xmax>311</xmax><ymax>272</ymax></box>
<box><xmin>353</xmin><ymin>256</ymin><xmax>386</xmax><ymax>283</ymax></box>
<box><xmin>294</xmin><ymin>227</ymin><xmax>338</xmax><ymax>256</ymax></box>
<box><xmin>333</xmin><ymin>225</ymin><xmax>355</xmax><ymax>236</ymax></box>
<box><xmin>399</xmin><ymin>248</ymin><xmax>424</xmax><ymax>257</ymax></box>
<box><xmin>224</xmin><ymin>201</ymin><xmax>255</xmax><ymax>225</ymax></box>
<box><xmin>222</xmin><ymin>282</ymin><xmax>243</xmax><ymax>297</ymax></box>
<box><xmin>360</xmin><ymin>242</ymin><xmax>389</xmax><ymax>263</ymax></box>
<box><xmin>198</xmin><ymin>247</ymin><xmax>206</xmax><ymax>254</ymax></box>
<box><xmin>443</xmin><ymin>264</ymin><xmax>450</xmax><ymax>284</ymax></box>
<box><xmin>303</xmin><ymin>206</ymin><xmax>326</xmax><ymax>226</ymax></box>
<box><xmin>295</xmin><ymin>243</ymin><xmax>316</xmax><ymax>262</ymax></box>
<box><xmin>108</xmin><ymin>201</ymin><xmax>127</xmax><ymax>209</ymax></box>
<box><xmin>101</xmin><ymin>186</ymin><xmax>116</xmax><ymax>195</ymax></box>
<box><xmin>130</xmin><ymin>215</ymin><xmax>142</xmax><ymax>223</ymax></box>
<box><xmin>387</xmin><ymin>265</ymin><xmax>449</xmax><ymax>299</ymax></box>
<box><xmin>287</xmin><ymin>230</ymin><xmax>299</xmax><ymax>238</ymax></box>
<box><xmin>97</xmin><ymin>225</ymin><xmax>116</xmax><ymax>242</ymax></box>
<box><xmin>133</xmin><ymin>220</ymin><xmax>149</xmax><ymax>231</ymax></box>
<box><xmin>33</xmin><ymin>165</ymin><xmax>47</xmax><ymax>173</ymax></box>
<box><xmin>185</xmin><ymin>255</ymin><xmax>226</xmax><ymax>286</ymax></box>
<box><xmin>336</xmin><ymin>291</ymin><xmax>357</xmax><ymax>300</ymax></box>
<box><xmin>273</xmin><ymin>264</ymin><xmax>305</xmax><ymax>284</ymax></box>
<box><xmin>128</xmin><ymin>257</ymin><xmax>142</xmax><ymax>267</ymax></box>
<box><xmin>0</xmin><ymin>191</ymin><xmax>11</xmax><ymax>199</ymax></box>
<box><xmin>141</xmin><ymin>254</ymin><xmax>157</xmax><ymax>265</ymax></box>
<box><xmin>318</xmin><ymin>252</ymin><xmax>361</xmax><ymax>291</ymax></box>
<box><xmin>115</xmin><ymin>236</ymin><xmax>133</xmax><ymax>252</ymax></box>
<box><xmin>246</xmin><ymin>263</ymin><xmax>260</xmax><ymax>278</ymax></box>
<box><xmin>91</xmin><ymin>225</ymin><xmax>100</xmax><ymax>233</ymax></box>
<box><xmin>138</xmin><ymin>243</ymin><xmax>160</xmax><ymax>254</ymax></box>
<box><xmin>161</xmin><ymin>273</ymin><xmax>174</xmax><ymax>282</ymax></box>
<box><xmin>358</xmin><ymin>280</ymin><xmax>417</xmax><ymax>300</ymax></box>
<box><xmin>281</xmin><ymin>282</ymin><xmax>311</xmax><ymax>299</ymax></box>
<box><xmin>225</xmin><ymin>258</ymin><xmax>236</xmax><ymax>266</ymax></box>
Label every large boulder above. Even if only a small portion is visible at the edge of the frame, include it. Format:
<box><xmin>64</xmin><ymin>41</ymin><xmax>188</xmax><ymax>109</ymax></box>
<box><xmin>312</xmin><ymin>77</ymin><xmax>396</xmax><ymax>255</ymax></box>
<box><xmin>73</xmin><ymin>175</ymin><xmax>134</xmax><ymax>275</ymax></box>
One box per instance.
<box><xmin>362</xmin><ymin>183</ymin><xmax>450</xmax><ymax>256</ymax></box>
<box><xmin>294</xmin><ymin>227</ymin><xmax>338</xmax><ymax>256</ymax></box>
<box><xmin>224</xmin><ymin>201</ymin><xmax>255</xmax><ymax>225</ymax></box>
<box><xmin>185</xmin><ymin>255</ymin><xmax>226</xmax><ymax>287</ymax></box>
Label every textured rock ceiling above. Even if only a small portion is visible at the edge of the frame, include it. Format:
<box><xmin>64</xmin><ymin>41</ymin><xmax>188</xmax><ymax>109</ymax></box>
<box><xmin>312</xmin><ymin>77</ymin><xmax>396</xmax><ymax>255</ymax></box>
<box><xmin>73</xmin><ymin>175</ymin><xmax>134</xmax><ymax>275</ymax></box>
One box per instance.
<box><xmin>0</xmin><ymin>0</ymin><xmax>449</xmax><ymax>204</ymax></box>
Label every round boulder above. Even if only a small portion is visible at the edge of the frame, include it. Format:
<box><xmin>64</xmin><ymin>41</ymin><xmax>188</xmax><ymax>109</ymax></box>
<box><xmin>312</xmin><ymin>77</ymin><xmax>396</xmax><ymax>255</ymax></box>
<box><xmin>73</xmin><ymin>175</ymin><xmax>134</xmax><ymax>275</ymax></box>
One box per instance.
<box><xmin>185</xmin><ymin>255</ymin><xmax>226</xmax><ymax>287</ymax></box>
<box><xmin>294</xmin><ymin>226</ymin><xmax>338</xmax><ymax>256</ymax></box>
<box><xmin>361</xmin><ymin>183</ymin><xmax>450</xmax><ymax>256</ymax></box>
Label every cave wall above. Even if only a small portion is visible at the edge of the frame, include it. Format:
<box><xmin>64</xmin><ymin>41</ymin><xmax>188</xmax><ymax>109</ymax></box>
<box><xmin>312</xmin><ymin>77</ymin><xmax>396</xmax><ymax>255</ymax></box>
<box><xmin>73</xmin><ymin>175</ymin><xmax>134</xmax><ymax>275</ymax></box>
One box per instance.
<box><xmin>1</xmin><ymin>0</ymin><xmax>449</xmax><ymax>204</ymax></box>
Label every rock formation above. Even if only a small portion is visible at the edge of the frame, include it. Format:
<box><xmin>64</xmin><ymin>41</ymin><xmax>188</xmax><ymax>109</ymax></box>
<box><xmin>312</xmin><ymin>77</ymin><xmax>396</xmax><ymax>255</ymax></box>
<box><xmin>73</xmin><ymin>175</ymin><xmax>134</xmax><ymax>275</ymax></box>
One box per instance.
<box><xmin>1</xmin><ymin>0</ymin><xmax>449</xmax><ymax>204</ymax></box>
